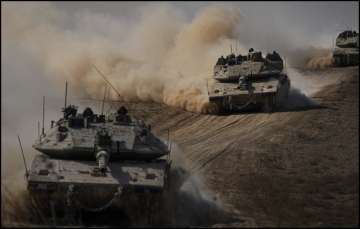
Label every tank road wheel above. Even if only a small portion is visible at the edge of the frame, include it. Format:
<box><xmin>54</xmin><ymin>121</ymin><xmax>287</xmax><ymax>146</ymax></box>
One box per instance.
<box><xmin>276</xmin><ymin>83</ymin><xmax>289</xmax><ymax>110</ymax></box>
<box><xmin>147</xmin><ymin>192</ymin><xmax>166</xmax><ymax>226</ymax></box>
<box><xmin>285</xmin><ymin>81</ymin><xmax>290</xmax><ymax>99</ymax></box>
<box><xmin>262</xmin><ymin>94</ymin><xmax>276</xmax><ymax>113</ymax></box>
<box><xmin>227</xmin><ymin>96</ymin><xmax>233</xmax><ymax>112</ymax></box>
<box><xmin>221</xmin><ymin>96</ymin><xmax>233</xmax><ymax>113</ymax></box>
<box><xmin>211</xmin><ymin>98</ymin><xmax>228</xmax><ymax>114</ymax></box>
<box><xmin>28</xmin><ymin>191</ymin><xmax>55</xmax><ymax>224</ymax></box>
<box><xmin>335</xmin><ymin>57</ymin><xmax>341</xmax><ymax>67</ymax></box>
<box><xmin>124</xmin><ymin>192</ymin><xmax>164</xmax><ymax>227</ymax></box>
<box><xmin>221</xmin><ymin>98</ymin><xmax>229</xmax><ymax>113</ymax></box>
<box><xmin>333</xmin><ymin>56</ymin><xmax>340</xmax><ymax>67</ymax></box>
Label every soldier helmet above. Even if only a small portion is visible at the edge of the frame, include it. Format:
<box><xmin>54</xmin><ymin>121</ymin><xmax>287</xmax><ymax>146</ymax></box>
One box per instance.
<box><xmin>117</xmin><ymin>106</ymin><xmax>128</xmax><ymax>115</ymax></box>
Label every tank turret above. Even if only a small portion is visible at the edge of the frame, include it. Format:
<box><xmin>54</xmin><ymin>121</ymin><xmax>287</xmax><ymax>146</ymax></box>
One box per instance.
<box><xmin>333</xmin><ymin>30</ymin><xmax>359</xmax><ymax>66</ymax></box>
<box><xmin>27</xmin><ymin>78</ymin><xmax>171</xmax><ymax>222</ymax></box>
<box><xmin>208</xmin><ymin>49</ymin><xmax>290</xmax><ymax>113</ymax></box>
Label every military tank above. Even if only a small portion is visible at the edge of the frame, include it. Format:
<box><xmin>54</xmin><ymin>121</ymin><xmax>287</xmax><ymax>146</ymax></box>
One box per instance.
<box><xmin>207</xmin><ymin>48</ymin><xmax>290</xmax><ymax>113</ymax></box>
<box><xmin>332</xmin><ymin>30</ymin><xmax>359</xmax><ymax>67</ymax></box>
<box><xmin>26</xmin><ymin>82</ymin><xmax>172</xmax><ymax>224</ymax></box>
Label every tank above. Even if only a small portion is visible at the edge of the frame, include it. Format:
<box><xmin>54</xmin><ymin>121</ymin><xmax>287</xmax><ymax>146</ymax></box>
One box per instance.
<box><xmin>333</xmin><ymin>30</ymin><xmax>359</xmax><ymax>66</ymax></box>
<box><xmin>207</xmin><ymin>48</ymin><xmax>291</xmax><ymax>113</ymax></box>
<box><xmin>27</xmin><ymin>100</ymin><xmax>171</xmax><ymax>223</ymax></box>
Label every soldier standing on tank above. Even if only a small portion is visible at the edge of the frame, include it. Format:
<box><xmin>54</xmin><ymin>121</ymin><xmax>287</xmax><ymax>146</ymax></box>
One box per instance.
<box><xmin>116</xmin><ymin>106</ymin><xmax>132</xmax><ymax>123</ymax></box>
<box><xmin>216</xmin><ymin>56</ymin><xmax>226</xmax><ymax>65</ymax></box>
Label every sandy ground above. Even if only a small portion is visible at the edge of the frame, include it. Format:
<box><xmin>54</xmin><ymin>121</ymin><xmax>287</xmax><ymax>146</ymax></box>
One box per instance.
<box><xmin>2</xmin><ymin>66</ymin><xmax>358</xmax><ymax>227</ymax></box>
<box><xmin>127</xmin><ymin>66</ymin><xmax>359</xmax><ymax>227</ymax></box>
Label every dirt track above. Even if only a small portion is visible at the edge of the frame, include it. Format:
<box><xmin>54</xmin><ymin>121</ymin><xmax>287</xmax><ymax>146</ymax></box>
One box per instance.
<box><xmin>126</xmin><ymin>66</ymin><xmax>359</xmax><ymax>227</ymax></box>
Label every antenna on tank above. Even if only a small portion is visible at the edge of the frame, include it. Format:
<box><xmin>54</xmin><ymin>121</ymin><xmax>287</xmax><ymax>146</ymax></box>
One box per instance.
<box><xmin>92</xmin><ymin>64</ymin><xmax>122</xmax><ymax>99</ymax></box>
<box><xmin>37</xmin><ymin>121</ymin><xmax>40</xmax><ymax>139</ymax></box>
<box><xmin>206</xmin><ymin>79</ymin><xmax>209</xmax><ymax>95</ymax></box>
<box><xmin>167</xmin><ymin>128</ymin><xmax>172</xmax><ymax>161</ymax></box>
<box><xmin>230</xmin><ymin>44</ymin><xmax>233</xmax><ymax>54</ymax></box>
<box><xmin>235</xmin><ymin>42</ymin><xmax>238</xmax><ymax>55</ymax></box>
<box><xmin>106</xmin><ymin>85</ymin><xmax>112</xmax><ymax>114</ymax></box>
<box><xmin>17</xmin><ymin>135</ymin><xmax>29</xmax><ymax>179</ymax></box>
<box><xmin>101</xmin><ymin>85</ymin><xmax>107</xmax><ymax>115</ymax></box>
<box><xmin>41</xmin><ymin>96</ymin><xmax>45</xmax><ymax>137</ymax></box>
<box><xmin>167</xmin><ymin>129</ymin><xmax>170</xmax><ymax>150</ymax></box>
<box><xmin>64</xmin><ymin>81</ymin><xmax>68</xmax><ymax>110</ymax></box>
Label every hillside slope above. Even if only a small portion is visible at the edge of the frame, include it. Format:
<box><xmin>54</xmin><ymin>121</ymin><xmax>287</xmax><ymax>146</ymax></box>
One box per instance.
<box><xmin>128</xmin><ymin>66</ymin><xmax>359</xmax><ymax>227</ymax></box>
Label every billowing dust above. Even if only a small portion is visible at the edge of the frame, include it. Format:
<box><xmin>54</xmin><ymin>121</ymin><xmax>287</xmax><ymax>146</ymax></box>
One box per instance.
<box><xmin>286</xmin><ymin>47</ymin><xmax>334</xmax><ymax>70</ymax></box>
<box><xmin>3</xmin><ymin>3</ymin><xmax>241</xmax><ymax>114</ymax></box>
<box><xmin>283</xmin><ymin>67</ymin><xmax>344</xmax><ymax>110</ymax></box>
<box><xmin>2</xmin><ymin>2</ymin><xmax>334</xmax><ymax>115</ymax></box>
<box><xmin>305</xmin><ymin>51</ymin><xmax>334</xmax><ymax>70</ymax></box>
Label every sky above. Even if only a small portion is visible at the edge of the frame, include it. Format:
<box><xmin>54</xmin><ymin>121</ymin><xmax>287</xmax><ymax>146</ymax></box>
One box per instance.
<box><xmin>51</xmin><ymin>1</ymin><xmax>359</xmax><ymax>45</ymax></box>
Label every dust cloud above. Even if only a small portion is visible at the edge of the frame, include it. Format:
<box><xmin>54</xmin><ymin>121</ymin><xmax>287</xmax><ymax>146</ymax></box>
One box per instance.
<box><xmin>305</xmin><ymin>51</ymin><xmax>334</xmax><ymax>70</ymax></box>
<box><xmin>286</xmin><ymin>47</ymin><xmax>334</xmax><ymax>70</ymax></box>
<box><xmin>283</xmin><ymin>67</ymin><xmax>343</xmax><ymax>110</ymax></box>
<box><xmin>2</xmin><ymin>2</ymin><xmax>338</xmax><ymax>115</ymax></box>
<box><xmin>160</xmin><ymin>143</ymin><xmax>240</xmax><ymax>227</ymax></box>
<box><xmin>3</xmin><ymin>3</ymin><xmax>241</xmax><ymax>114</ymax></box>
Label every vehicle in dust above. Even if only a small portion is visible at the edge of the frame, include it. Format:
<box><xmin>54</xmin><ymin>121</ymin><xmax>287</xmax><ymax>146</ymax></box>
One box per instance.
<box><xmin>207</xmin><ymin>48</ymin><xmax>291</xmax><ymax>113</ymax></box>
<box><xmin>27</xmin><ymin>84</ymin><xmax>171</xmax><ymax>223</ymax></box>
<box><xmin>333</xmin><ymin>30</ymin><xmax>359</xmax><ymax>67</ymax></box>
